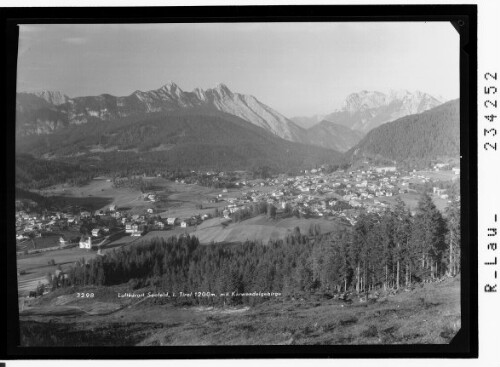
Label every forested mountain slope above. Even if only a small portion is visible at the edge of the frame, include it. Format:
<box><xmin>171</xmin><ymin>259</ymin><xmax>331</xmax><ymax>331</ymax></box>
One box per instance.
<box><xmin>345</xmin><ymin>99</ymin><xmax>459</xmax><ymax>166</ymax></box>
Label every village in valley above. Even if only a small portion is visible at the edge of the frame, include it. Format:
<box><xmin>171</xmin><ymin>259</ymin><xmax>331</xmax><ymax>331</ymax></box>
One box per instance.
<box><xmin>16</xmin><ymin>161</ymin><xmax>460</xmax><ymax>298</ymax></box>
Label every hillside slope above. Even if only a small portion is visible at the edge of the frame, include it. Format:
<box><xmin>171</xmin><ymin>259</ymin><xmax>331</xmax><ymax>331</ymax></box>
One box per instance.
<box><xmin>345</xmin><ymin>99</ymin><xmax>459</xmax><ymax>166</ymax></box>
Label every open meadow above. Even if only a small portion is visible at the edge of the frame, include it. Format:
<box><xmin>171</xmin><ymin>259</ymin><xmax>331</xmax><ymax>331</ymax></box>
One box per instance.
<box><xmin>138</xmin><ymin>215</ymin><xmax>344</xmax><ymax>245</ymax></box>
<box><xmin>38</xmin><ymin>177</ymin><xmax>145</xmax><ymax>212</ymax></box>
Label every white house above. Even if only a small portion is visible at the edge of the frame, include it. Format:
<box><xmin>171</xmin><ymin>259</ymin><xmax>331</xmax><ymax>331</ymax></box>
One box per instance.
<box><xmin>125</xmin><ymin>222</ymin><xmax>134</xmax><ymax>233</ymax></box>
<box><xmin>131</xmin><ymin>223</ymin><xmax>144</xmax><ymax>236</ymax></box>
<box><xmin>167</xmin><ymin>218</ymin><xmax>177</xmax><ymax>226</ymax></box>
<box><xmin>91</xmin><ymin>228</ymin><xmax>102</xmax><ymax>237</ymax></box>
<box><xmin>79</xmin><ymin>236</ymin><xmax>92</xmax><ymax>249</ymax></box>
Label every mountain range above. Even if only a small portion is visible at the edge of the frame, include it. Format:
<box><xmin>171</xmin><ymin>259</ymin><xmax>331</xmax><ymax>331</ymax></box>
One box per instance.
<box><xmin>17</xmin><ymin>82</ymin><xmax>306</xmax><ymax>143</ymax></box>
<box><xmin>16</xmin><ymin>84</ymin><xmax>444</xmax><ymax>154</ymax></box>
<box><xmin>293</xmin><ymin>90</ymin><xmax>444</xmax><ymax>134</ymax></box>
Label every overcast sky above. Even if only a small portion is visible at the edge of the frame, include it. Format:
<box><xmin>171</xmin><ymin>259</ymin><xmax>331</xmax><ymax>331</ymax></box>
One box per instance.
<box><xmin>17</xmin><ymin>22</ymin><xmax>459</xmax><ymax>117</ymax></box>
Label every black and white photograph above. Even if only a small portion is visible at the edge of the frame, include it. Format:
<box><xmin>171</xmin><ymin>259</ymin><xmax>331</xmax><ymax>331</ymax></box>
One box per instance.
<box><xmin>13</xmin><ymin>19</ymin><xmax>464</xmax><ymax>348</ymax></box>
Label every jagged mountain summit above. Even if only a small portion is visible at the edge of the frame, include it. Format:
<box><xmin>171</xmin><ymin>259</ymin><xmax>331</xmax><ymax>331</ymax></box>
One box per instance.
<box><xmin>31</xmin><ymin>91</ymin><xmax>70</xmax><ymax>106</ymax></box>
<box><xmin>322</xmin><ymin>89</ymin><xmax>444</xmax><ymax>133</ymax></box>
<box><xmin>16</xmin><ymin>82</ymin><xmax>306</xmax><ymax>143</ymax></box>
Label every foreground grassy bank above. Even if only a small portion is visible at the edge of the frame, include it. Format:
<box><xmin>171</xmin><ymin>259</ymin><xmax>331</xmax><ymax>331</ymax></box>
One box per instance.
<box><xmin>19</xmin><ymin>276</ymin><xmax>460</xmax><ymax>346</ymax></box>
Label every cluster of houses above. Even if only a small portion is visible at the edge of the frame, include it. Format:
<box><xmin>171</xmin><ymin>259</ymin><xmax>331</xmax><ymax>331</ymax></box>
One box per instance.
<box><xmin>206</xmin><ymin>165</ymin><xmax>459</xmax><ymax>226</ymax></box>
<box><xmin>16</xmin><ymin>210</ymin><xmax>79</xmax><ymax>244</ymax></box>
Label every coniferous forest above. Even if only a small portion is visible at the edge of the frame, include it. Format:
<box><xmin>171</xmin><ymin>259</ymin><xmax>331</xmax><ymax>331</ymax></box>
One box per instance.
<box><xmin>61</xmin><ymin>194</ymin><xmax>460</xmax><ymax>303</ymax></box>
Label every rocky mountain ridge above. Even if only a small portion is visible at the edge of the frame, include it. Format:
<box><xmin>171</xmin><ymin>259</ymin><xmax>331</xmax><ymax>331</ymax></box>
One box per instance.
<box><xmin>16</xmin><ymin>82</ymin><xmax>306</xmax><ymax>143</ymax></box>
<box><xmin>323</xmin><ymin>89</ymin><xmax>444</xmax><ymax>133</ymax></box>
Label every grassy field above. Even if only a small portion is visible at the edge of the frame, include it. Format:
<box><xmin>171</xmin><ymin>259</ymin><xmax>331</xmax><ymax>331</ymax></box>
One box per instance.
<box><xmin>39</xmin><ymin>177</ymin><xmax>145</xmax><ymax>212</ymax></box>
<box><xmin>105</xmin><ymin>234</ymin><xmax>142</xmax><ymax>248</ymax></box>
<box><xmin>156</xmin><ymin>183</ymin><xmax>233</xmax><ymax>219</ymax></box>
<box><xmin>39</xmin><ymin>179</ymin><xmax>245</xmax><ymax>217</ymax></box>
<box><xmin>17</xmin><ymin>227</ymin><xmax>82</xmax><ymax>252</ymax></box>
<box><xmin>138</xmin><ymin>215</ymin><xmax>343</xmax><ymax>245</ymax></box>
<box><xmin>19</xmin><ymin>276</ymin><xmax>461</xmax><ymax>346</ymax></box>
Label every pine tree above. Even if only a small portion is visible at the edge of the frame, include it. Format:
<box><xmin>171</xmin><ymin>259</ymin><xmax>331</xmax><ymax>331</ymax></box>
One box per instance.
<box><xmin>392</xmin><ymin>198</ymin><xmax>412</xmax><ymax>289</ymax></box>
<box><xmin>412</xmin><ymin>193</ymin><xmax>447</xmax><ymax>280</ymax></box>
<box><xmin>379</xmin><ymin>213</ymin><xmax>395</xmax><ymax>290</ymax></box>
<box><xmin>445</xmin><ymin>200</ymin><xmax>461</xmax><ymax>276</ymax></box>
